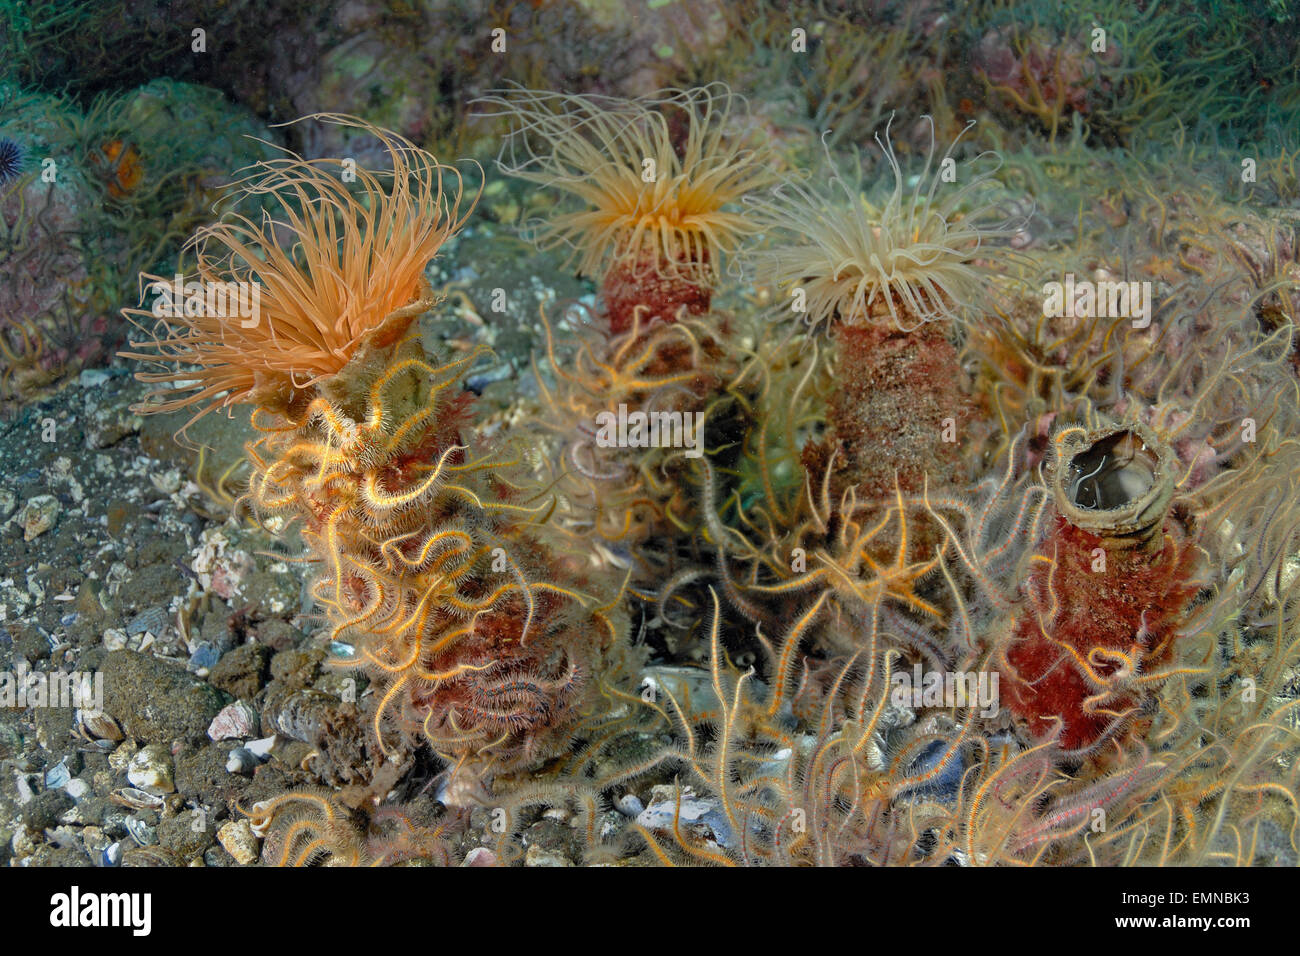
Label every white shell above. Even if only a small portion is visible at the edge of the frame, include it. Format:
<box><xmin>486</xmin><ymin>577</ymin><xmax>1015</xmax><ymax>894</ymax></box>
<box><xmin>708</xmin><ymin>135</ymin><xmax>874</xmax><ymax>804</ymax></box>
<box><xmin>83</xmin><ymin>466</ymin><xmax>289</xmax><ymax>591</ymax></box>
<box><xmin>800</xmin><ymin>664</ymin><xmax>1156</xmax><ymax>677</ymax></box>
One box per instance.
<box><xmin>126</xmin><ymin>744</ymin><xmax>175</xmax><ymax>795</ymax></box>
<box><xmin>75</xmin><ymin>708</ymin><xmax>124</xmax><ymax>742</ymax></box>
<box><xmin>44</xmin><ymin>760</ymin><xmax>71</xmax><ymax>790</ymax></box>
<box><xmin>244</xmin><ymin>735</ymin><xmax>276</xmax><ymax>758</ymax></box>
<box><xmin>124</xmin><ymin>817</ymin><xmax>157</xmax><ymax>847</ymax></box>
<box><xmin>462</xmin><ymin>847</ymin><xmax>498</xmax><ymax>867</ymax></box>
<box><xmin>225</xmin><ymin>747</ymin><xmax>260</xmax><ymax>774</ymax></box>
<box><xmin>614</xmin><ymin>793</ymin><xmax>644</xmax><ymax>817</ymax></box>
<box><xmin>110</xmin><ymin>787</ymin><xmax>164</xmax><ymax>810</ymax></box>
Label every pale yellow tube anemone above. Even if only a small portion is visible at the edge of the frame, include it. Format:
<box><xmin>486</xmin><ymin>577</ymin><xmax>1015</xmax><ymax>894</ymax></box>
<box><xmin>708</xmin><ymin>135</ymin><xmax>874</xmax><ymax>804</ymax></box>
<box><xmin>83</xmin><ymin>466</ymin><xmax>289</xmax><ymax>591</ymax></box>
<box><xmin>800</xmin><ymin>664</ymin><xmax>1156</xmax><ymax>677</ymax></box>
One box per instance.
<box><xmin>748</xmin><ymin>117</ymin><xmax>1019</xmax><ymax>333</ymax></box>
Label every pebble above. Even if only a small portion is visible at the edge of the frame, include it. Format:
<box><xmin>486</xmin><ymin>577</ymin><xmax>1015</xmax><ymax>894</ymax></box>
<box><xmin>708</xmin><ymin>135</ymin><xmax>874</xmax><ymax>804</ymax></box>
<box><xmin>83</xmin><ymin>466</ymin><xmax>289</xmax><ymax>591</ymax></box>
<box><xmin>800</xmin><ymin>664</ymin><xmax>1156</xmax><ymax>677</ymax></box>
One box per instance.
<box><xmin>217</xmin><ymin>820</ymin><xmax>259</xmax><ymax>864</ymax></box>
<box><xmin>14</xmin><ymin>494</ymin><xmax>60</xmax><ymax>541</ymax></box>
<box><xmin>615</xmin><ymin>793</ymin><xmax>644</xmax><ymax>817</ymax></box>
<box><xmin>14</xmin><ymin>773</ymin><xmax>36</xmax><ymax>805</ymax></box>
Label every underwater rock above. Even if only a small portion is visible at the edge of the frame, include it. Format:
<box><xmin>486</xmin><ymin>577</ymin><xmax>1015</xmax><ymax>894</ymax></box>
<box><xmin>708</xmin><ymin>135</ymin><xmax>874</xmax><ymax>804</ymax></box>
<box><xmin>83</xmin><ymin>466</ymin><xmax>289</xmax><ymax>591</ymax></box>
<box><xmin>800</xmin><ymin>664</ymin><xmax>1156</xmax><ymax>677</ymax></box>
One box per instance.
<box><xmin>207</xmin><ymin>642</ymin><xmax>272</xmax><ymax>701</ymax></box>
<box><xmin>156</xmin><ymin>808</ymin><xmax>216</xmax><ymax>861</ymax></box>
<box><xmin>101</xmin><ymin>650</ymin><xmax>232</xmax><ymax>743</ymax></box>
<box><xmin>636</xmin><ymin>785</ymin><xmax>732</xmax><ymax>847</ymax></box>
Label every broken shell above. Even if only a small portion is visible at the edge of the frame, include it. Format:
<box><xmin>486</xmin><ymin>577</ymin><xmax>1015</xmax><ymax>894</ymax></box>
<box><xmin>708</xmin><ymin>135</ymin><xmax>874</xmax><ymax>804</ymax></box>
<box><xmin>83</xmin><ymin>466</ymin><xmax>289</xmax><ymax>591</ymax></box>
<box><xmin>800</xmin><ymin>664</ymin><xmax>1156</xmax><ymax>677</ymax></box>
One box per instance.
<box><xmin>149</xmin><ymin>468</ymin><xmax>182</xmax><ymax>495</ymax></box>
<box><xmin>245</xmin><ymin>735</ymin><xmax>276</xmax><ymax>758</ymax></box>
<box><xmin>75</xmin><ymin>708</ymin><xmax>124</xmax><ymax>743</ymax></box>
<box><xmin>187</xmin><ymin>642</ymin><xmax>221</xmax><ymax>675</ymax></box>
<box><xmin>208</xmin><ymin>700</ymin><xmax>259</xmax><ymax>741</ymax></box>
<box><xmin>16</xmin><ymin>494</ymin><xmax>60</xmax><ymax>541</ymax></box>
<box><xmin>126</xmin><ymin>744</ymin><xmax>175</xmax><ymax>795</ymax></box>
<box><xmin>636</xmin><ymin>786</ymin><xmax>733</xmax><ymax>847</ymax></box>
<box><xmin>124</xmin><ymin>816</ymin><xmax>158</xmax><ymax>847</ymax></box>
<box><xmin>226</xmin><ymin>734</ymin><xmax>275</xmax><ymax>773</ymax></box>
<box><xmin>247</xmin><ymin>800</ymin><xmax>274</xmax><ymax>838</ymax></box>
<box><xmin>124</xmin><ymin>606</ymin><xmax>168</xmax><ymax>637</ymax></box>
<box><xmin>121</xmin><ymin>846</ymin><xmax>175</xmax><ymax>866</ymax></box>
<box><xmin>109</xmin><ymin>787</ymin><xmax>165</xmax><ymax>810</ymax></box>
<box><xmin>107</xmin><ymin>740</ymin><xmax>138</xmax><ymax>773</ymax></box>
<box><xmin>44</xmin><ymin>759</ymin><xmax>71</xmax><ymax>790</ymax></box>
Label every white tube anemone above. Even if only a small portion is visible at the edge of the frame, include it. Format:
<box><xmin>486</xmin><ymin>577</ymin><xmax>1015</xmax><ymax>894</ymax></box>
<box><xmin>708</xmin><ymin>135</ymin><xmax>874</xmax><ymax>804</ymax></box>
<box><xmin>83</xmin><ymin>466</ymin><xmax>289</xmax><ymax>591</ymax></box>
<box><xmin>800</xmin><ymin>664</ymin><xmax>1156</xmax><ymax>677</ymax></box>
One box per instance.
<box><xmin>748</xmin><ymin>117</ymin><xmax>1021</xmax><ymax>333</ymax></box>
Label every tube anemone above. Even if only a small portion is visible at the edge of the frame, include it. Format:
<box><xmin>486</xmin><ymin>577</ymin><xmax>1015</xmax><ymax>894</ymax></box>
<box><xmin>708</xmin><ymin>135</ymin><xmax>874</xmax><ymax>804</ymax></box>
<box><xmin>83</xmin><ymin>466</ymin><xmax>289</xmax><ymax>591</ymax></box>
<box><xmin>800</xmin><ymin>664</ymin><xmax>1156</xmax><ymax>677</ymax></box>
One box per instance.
<box><xmin>478</xmin><ymin>83</ymin><xmax>779</xmax><ymax>286</ymax></box>
<box><xmin>120</xmin><ymin>114</ymin><xmax>479</xmax><ymax>428</ymax></box>
<box><xmin>749</xmin><ymin>117</ymin><xmax>1018</xmax><ymax>332</ymax></box>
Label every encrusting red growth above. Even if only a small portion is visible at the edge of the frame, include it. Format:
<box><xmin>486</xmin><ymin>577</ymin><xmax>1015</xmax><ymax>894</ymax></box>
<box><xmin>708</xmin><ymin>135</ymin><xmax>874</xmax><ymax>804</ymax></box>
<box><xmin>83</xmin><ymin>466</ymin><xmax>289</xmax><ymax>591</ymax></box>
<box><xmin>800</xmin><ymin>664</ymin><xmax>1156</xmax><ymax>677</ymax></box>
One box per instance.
<box><xmin>601</xmin><ymin>248</ymin><xmax>714</xmax><ymax>336</ymax></box>
<box><xmin>998</xmin><ymin>423</ymin><xmax>1203</xmax><ymax>752</ymax></box>
<box><xmin>1003</xmin><ymin>517</ymin><xmax>1201</xmax><ymax>750</ymax></box>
